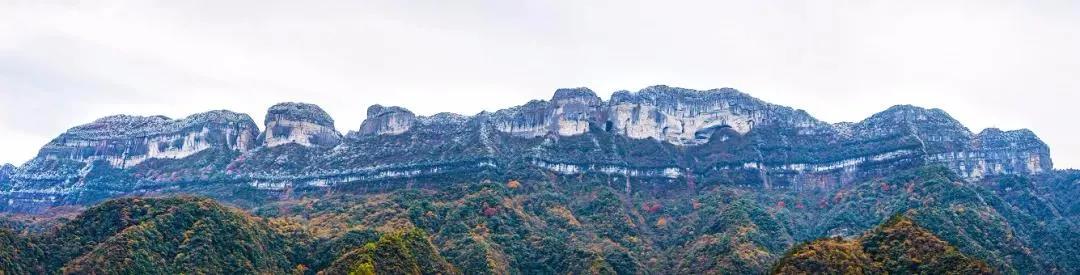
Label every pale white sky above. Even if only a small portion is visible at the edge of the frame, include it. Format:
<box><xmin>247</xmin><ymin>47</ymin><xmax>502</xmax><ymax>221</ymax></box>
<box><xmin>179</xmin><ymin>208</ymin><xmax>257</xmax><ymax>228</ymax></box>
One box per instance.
<box><xmin>0</xmin><ymin>0</ymin><xmax>1077</xmax><ymax>168</ymax></box>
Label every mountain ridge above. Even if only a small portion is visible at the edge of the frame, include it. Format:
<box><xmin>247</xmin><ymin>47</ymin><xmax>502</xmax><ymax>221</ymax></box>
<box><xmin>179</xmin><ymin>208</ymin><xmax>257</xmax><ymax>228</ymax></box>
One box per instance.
<box><xmin>0</xmin><ymin>85</ymin><xmax>1054</xmax><ymax>212</ymax></box>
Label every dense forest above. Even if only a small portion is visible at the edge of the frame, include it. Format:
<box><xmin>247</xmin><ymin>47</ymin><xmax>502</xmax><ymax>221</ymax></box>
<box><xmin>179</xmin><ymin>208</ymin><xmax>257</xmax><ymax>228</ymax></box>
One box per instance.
<box><xmin>1</xmin><ymin>166</ymin><xmax>1076</xmax><ymax>274</ymax></box>
<box><xmin>772</xmin><ymin>215</ymin><xmax>993</xmax><ymax>274</ymax></box>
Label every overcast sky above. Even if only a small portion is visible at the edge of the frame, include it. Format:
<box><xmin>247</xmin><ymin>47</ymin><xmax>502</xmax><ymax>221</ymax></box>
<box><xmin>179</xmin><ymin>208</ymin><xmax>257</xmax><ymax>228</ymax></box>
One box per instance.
<box><xmin>1</xmin><ymin>0</ymin><xmax>1077</xmax><ymax>168</ymax></box>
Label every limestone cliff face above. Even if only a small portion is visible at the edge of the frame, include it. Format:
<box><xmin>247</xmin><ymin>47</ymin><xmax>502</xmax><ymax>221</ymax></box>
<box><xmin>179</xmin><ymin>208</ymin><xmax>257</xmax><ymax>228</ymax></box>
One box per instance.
<box><xmin>849</xmin><ymin>105</ymin><xmax>1052</xmax><ymax>179</ymax></box>
<box><xmin>549</xmin><ymin>88</ymin><xmax>606</xmax><ymax>136</ymax></box>
<box><xmin>850</xmin><ymin>105</ymin><xmax>973</xmax><ymax>149</ymax></box>
<box><xmin>607</xmin><ymin>85</ymin><xmax>828</xmax><ymax>144</ymax></box>
<box><xmin>25</xmin><ymin>111</ymin><xmax>258</xmax><ymax>170</ymax></box>
<box><xmin>261</xmin><ymin>102</ymin><xmax>342</xmax><ymax>147</ymax></box>
<box><xmin>1</xmin><ymin>111</ymin><xmax>259</xmax><ymax>211</ymax></box>
<box><xmin>357</xmin><ymin>105</ymin><xmax>416</xmax><ymax>136</ymax></box>
<box><xmin>0</xmin><ymin>85</ymin><xmax>1060</xmax><ymax>212</ymax></box>
<box><xmin>492</xmin><ymin>87</ymin><xmax>605</xmax><ymax>137</ymax></box>
<box><xmin>931</xmin><ymin>128</ymin><xmax>1052</xmax><ymax>178</ymax></box>
<box><xmin>0</xmin><ymin>164</ymin><xmax>13</xmax><ymax>186</ymax></box>
<box><xmin>489</xmin><ymin>85</ymin><xmax>828</xmax><ymax>145</ymax></box>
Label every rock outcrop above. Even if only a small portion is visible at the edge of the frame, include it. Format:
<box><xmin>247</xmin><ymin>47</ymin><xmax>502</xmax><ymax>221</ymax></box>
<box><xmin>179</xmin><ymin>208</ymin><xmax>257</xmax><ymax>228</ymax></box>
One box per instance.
<box><xmin>0</xmin><ymin>85</ymin><xmax>1058</xmax><ymax>212</ymax></box>
<box><xmin>357</xmin><ymin>105</ymin><xmax>416</xmax><ymax>136</ymax></box>
<box><xmin>931</xmin><ymin>128</ymin><xmax>1052</xmax><ymax>178</ymax></box>
<box><xmin>1</xmin><ymin>110</ymin><xmax>260</xmax><ymax>211</ymax></box>
<box><xmin>0</xmin><ymin>164</ymin><xmax>13</xmax><ymax>185</ymax></box>
<box><xmin>26</xmin><ymin>110</ymin><xmax>258</xmax><ymax>169</ymax></box>
<box><xmin>491</xmin><ymin>87</ymin><xmax>605</xmax><ymax>137</ymax></box>
<box><xmin>261</xmin><ymin>102</ymin><xmax>342</xmax><ymax>147</ymax></box>
<box><xmin>607</xmin><ymin>85</ymin><xmax>827</xmax><ymax>144</ymax></box>
<box><xmin>847</xmin><ymin>105</ymin><xmax>1053</xmax><ymax>179</ymax></box>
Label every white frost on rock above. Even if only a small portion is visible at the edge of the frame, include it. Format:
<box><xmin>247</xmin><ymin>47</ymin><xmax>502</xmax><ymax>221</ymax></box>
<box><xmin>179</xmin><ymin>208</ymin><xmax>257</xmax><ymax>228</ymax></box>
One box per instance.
<box><xmin>531</xmin><ymin>160</ymin><xmax>684</xmax><ymax>179</ymax></box>
<box><xmin>262</xmin><ymin>102</ymin><xmax>342</xmax><ymax>147</ymax></box>
<box><xmin>358</xmin><ymin>105</ymin><xmax>417</xmax><ymax>136</ymax></box>
<box><xmin>607</xmin><ymin>102</ymin><xmax>758</xmax><ymax>144</ymax></box>
<box><xmin>493</xmin><ymin>87</ymin><xmax>603</xmax><ymax>138</ymax></box>
<box><xmin>264</xmin><ymin>120</ymin><xmax>339</xmax><ymax>147</ymax></box>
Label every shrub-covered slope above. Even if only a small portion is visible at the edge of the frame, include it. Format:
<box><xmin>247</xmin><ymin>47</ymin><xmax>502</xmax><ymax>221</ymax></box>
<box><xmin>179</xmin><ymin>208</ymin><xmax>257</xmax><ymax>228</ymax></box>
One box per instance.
<box><xmin>1</xmin><ymin>166</ymin><xmax>1075</xmax><ymax>274</ymax></box>
<box><xmin>27</xmin><ymin>197</ymin><xmax>296</xmax><ymax>274</ymax></box>
<box><xmin>772</xmin><ymin>215</ymin><xmax>994</xmax><ymax>274</ymax></box>
<box><xmin>319</xmin><ymin>229</ymin><xmax>456</xmax><ymax>275</ymax></box>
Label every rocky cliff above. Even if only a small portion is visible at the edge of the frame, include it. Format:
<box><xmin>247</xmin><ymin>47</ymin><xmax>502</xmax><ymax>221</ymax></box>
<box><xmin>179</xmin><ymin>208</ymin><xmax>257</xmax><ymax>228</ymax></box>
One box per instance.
<box><xmin>35</xmin><ymin>111</ymin><xmax>258</xmax><ymax>168</ymax></box>
<box><xmin>2</xmin><ymin>110</ymin><xmax>259</xmax><ymax>210</ymax></box>
<box><xmin>607</xmin><ymin>85</ymin><xmax>828</xmax><ymax>144</ymax></box>
<box><xmin>0</xmin><ymin>164</ymin><xmax>13</xmax><ymax>186</ymax></box>
<box><xmin>261</xmin><ymin>102</ymin><xmax>342</xmax><ymax>147</ymax></box>
<box><xmin>0</xmin><ymin>85</ymin><xmax>1056</xmax><ymax>212</ymax></box>
<box><xmin>491</xmin><ymin>87</ymin><xmax>605</xmax><ymax>137</ymax></box>
<box><xmin>356</xmin><ymin>105</ymin><xmax>416</xmax><ymax>136</ymax></box>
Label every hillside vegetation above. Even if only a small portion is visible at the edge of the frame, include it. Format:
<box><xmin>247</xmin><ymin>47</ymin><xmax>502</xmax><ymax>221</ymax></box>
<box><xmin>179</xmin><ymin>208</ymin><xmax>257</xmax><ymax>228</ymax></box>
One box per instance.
<box><xmin>1</xmin><ymin>166</ymin><xmax>1076</xmax><ymax>274</ymax></box>
<box><xmin>772</xmin><ymin>215</ymin><xmax>993</xmax><ymax>274</ymax></box>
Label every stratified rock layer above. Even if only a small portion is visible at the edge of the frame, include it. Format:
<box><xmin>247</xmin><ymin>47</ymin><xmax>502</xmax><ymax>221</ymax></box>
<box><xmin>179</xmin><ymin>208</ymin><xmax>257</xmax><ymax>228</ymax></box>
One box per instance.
<box><xmin>262</xmin><ymin>102</ymin><xmax>342</xmax><ymax>147</ymax></box>
<box><xmin>1</xmin><ymin>111</ymin><xmax>259</xmax><ymax>211</ymax></box>
<box><xmin>0</xmin><ymin>164</ymin><xmax>14</xmax><ymax>185</ymax></box>
<box><xmin>28</xmin><ymin>111</ymin><xmax>258</xmax><ymax>170</ymax></box>
<box><xmin>357</xmin><ymin>105</ymin><xmax>416</xmax><ymax>136</ymax></box>
<box><xmin>0</xmin><ymin>85</ymin><xmax>1055</xmax><ymax>211</ymax></box>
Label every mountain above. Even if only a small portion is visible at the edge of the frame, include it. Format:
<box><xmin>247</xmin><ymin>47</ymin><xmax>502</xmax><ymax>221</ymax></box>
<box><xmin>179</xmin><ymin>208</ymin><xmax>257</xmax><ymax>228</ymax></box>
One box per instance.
<box><xmin>262</xmin><ymin>102</ymin><xmax>343</xmax><ymax>147</ymax></box>
<box><xmin>771</xmin><ymin>215</ymin><xmax>994</xmax><ymax>274</ymax></box>
<box><xmin>0</xmin><ymin>85</ymin><xmax>1053</xmax><ymax>212</ymax></box>
<box><xmin>0</xmin><ymin>85</ymin><xmax>1072</xmax><ymax>274</ymax></box>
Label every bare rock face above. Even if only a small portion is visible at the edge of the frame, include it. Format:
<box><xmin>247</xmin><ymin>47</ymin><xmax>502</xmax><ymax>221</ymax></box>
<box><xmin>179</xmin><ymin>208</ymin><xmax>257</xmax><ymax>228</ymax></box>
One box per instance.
<box><xmin>489</xmin><ymin>85</ymin><xmax>831</xmax><ymax>144</ymax></box>
<box><xmin>492</xmin><ymin>87</ymin><xmax>605</xmax><ymax>137</ymax></box>
<box><xmin>851</xmin><ymin>105</ymin><xmax>973</xmax><ymax>147</ymax></box>
<box><xmin>851</xmin><ymin>105</ymin><xmax>1052</xmax><ymax>179</ymax></box>
<box><xmin>1</xmin><ymin>111</ymin><xmax>259</xmax><ymax>211</ymax></box>
<box><xmin>357</xmin><ymin>105</ymin><xmax>416</xmax><ymax>135</ymax></box>
<box><xmin>0</xmin><ymin>84</ymin><xmax>1060</xmax><ymax>212</ymax></box>
<box><xmin>549</xmin><ymin>87</ymin><xmax>605</xmax><ymax>136</ymax></box>
<box><xmin>29</xmin><ymin>110</ymin><xmax>259</xmax><ymax>169</ymax></box>
<box><xmin>932</xmin><ymin>128</ymin><xmax>1052</xmax><ymax>178</ymax></box>
<box><xmin>0</xmin><ymin>164</ymin><xmax>13</xmax><ymax>185</ymax></box>
<box><xmin>262</xmin><ymin>102</ymin><xmax>342</xmax><ymax>147</ymax></box>
<box><xmin>607</xmin><ymin>85</ymin><xmax>827</xmax><ymax>144</ymax></box>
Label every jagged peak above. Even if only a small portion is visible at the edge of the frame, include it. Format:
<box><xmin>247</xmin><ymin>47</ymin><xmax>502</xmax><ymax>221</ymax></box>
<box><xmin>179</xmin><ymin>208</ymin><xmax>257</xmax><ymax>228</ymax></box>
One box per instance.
<box><xmin>91</xmin><ymin>114</ymin><xmax>172</xmax><ymax>124</ymax></box>
<box><xmin>608</xmin><ymin>85</ymin><xmax>828</xmax><ymax>131</ymax></box>
<box><xmin>418</xmin><ymin>112</ymin><xmax>469</xmax><ymax>125</ymax></box>
<box><xmin>265</xmin><ymin>102</ymin><xmax>335</xmax><ymax>127</ymax></box>
<box><xmin>68</xmin><ymin>115</ymin><xmax>172</xmax><ymax>136</ymax></box>
<box><xmin>178</xmin><ymin>110</ymin><xmax>259</xmax><ymax>130</ymax></box>
<box><xmin>878</xmin><ymin>104</ymin><xmax>951</xmax><ymax>117</ymax></box>
<box><xmin>489</xmin><ymin>99</ymin><xmax>551</xmax><ymax>118</ymax></box>
<box><xmin>185</xmin><ymin>109</ymin><xmax>253</xmax><ymax>122</ymax></box>
<box><xmin>0</xmin><ymin>163</ymin><xmax>13</xmax><ymax>183</ymax></box>
<box><xmin>888</xmin><ymin>104</ymin><xmax>934</xmax><ymax>111</ymax></box>
<box><xmin>358</xmin><ymin>104</ymin><xmax>417</xmax><ymax>136</ymax></box>
<box><xmin>65</xmin><ymin>110</ymin><xmax>257</xmax><ymax>140</ymax></box>
<box><xmin>551</xmin><ymin>87</ymin><xmax>600</xmax><ymax>103</ymax></box>
<box><xmin>977</xmin><ymin>127</ymin><xmax>1036</xmax><ymax>137</ymax></box>
<box><xmin>366</xmin><ymin>104</ymin><xmax>415</xmax><ymax>118</ymax></box>
<box><xmin>975</xmin><ymin>128</ymin><xmax>1046</xmax><ymax>150</ymax></box>
<box><xmin>262</xmin><ymin>102</ymin><xmax>342</xmax><ymax>147</ymax></box>
<box><xmin>859</xmin><ymin>104</ymin><xmax>965</xmax><ymax>128</ymax></box>
<box><xmin>609</xmin><ymin>85</ymin><xmax>755</xmax><ymax>105</ymax></box>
